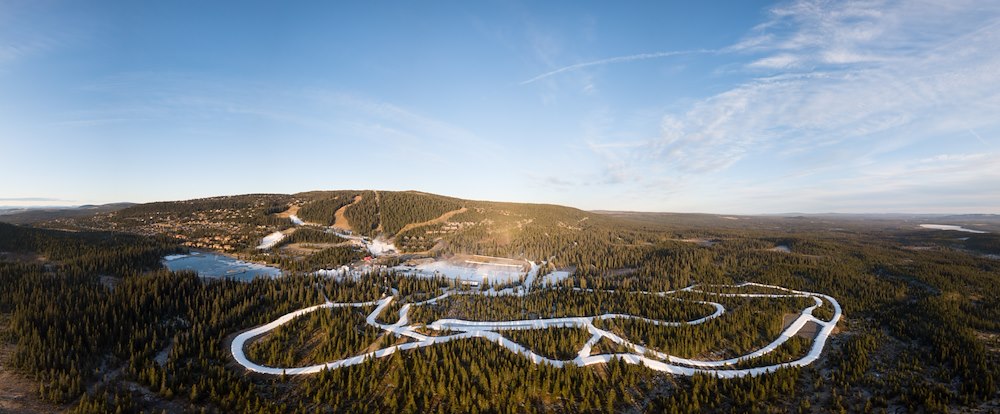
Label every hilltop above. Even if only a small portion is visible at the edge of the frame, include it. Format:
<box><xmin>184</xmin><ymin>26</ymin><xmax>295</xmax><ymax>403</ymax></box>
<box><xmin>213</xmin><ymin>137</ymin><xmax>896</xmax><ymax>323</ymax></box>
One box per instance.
<box><xmin>37</xmin><ymin>190</ymin><xmax>646</xmax><ymax>274</ymax></box>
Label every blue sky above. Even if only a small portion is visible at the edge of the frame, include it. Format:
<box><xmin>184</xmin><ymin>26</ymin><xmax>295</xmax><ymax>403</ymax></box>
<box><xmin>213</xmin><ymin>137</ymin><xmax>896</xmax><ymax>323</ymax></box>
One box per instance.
<box><xmin>1</xmin><ymin>0</ymin><xmax>998</xmax><ymax>213</ymax></box>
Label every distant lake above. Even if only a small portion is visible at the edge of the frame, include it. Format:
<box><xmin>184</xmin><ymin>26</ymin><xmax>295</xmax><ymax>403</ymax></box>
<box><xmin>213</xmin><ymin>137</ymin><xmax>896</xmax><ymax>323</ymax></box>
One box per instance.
<box><xmin>162</xmin><ymin>251</ymin><xmax>281</xmax><ymax>281</ymax></box>
<box><xmin>918</xmin><ymin>224</ymin><xmax>988</xmax><ymax>234</ymax></box>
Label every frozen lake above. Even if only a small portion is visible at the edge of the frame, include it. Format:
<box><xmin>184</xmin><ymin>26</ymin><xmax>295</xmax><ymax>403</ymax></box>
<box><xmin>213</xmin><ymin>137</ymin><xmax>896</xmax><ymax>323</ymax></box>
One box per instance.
<box><xmin>394</xmin><ymin>260</ymin><xmax>526</xmax><ymax>285</ymax></box>
<box><xmin>918</xmin><ymin>224</ymin><xmax>988</xmax><ymax>234</ymax></box>
<box><xmin>163</xmin><ymin>252</ymin><xmax>281</xmax><ymax>281</ymax></box>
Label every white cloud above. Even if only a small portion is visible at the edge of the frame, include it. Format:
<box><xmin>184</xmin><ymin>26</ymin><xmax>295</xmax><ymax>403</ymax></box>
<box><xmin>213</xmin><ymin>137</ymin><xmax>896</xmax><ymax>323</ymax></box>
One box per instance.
<box><xmin>747</xmin><ymin>54</ymin><xmax>800</xmax><ymax>69</ymax></box>
<box><xmin>730</xmin><ymin>8</ymin><xmax>993</xmax><ymax>156</ymax></box>
<box><xmin>676</xmin><ymin>149</ymin><xmax>1000</xmax><ymax>214</ymax></box>
<box><xmin>584</xmin><ymin>0</ymin><xmax>1000</xmax><ymax>212</ymax></box>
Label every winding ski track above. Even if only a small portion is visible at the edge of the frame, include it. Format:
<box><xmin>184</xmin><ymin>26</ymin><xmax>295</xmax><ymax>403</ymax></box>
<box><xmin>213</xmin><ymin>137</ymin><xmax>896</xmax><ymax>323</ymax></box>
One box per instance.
<box><xmin>231</xmin><ymin>281</ymin><xmax>841</xmax><ymax>378</ymax></box>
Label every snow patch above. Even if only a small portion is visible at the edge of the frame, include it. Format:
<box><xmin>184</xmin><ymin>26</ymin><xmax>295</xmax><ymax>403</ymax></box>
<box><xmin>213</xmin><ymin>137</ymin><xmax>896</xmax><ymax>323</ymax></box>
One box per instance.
<box><xmin>541</xmin><ymin>270</ymin><xmax>572</xmax><ymax>286</ymax></box>
<box><xmin>314</xmin><ymin>266</ymin><xmax>353</xmax><ymax>278</ymax></box>
<box><xmin>771</xmin><ymin>245</ymin><xmax>791</xmax><ymax>253</ymax></box>
<box><xmin>257</xmin><ymin>231</ymin><xmax>286</xmax><ymax>249</ymax></box>
<box><xmin>366</xmin><ymin>237</ymin><xmax>396</xmax><ymax>256</ymax></box>
<box><xmin>289</xmin><ymin>214</ymin><xmax>304</xmax><ymax>226</ymax></box>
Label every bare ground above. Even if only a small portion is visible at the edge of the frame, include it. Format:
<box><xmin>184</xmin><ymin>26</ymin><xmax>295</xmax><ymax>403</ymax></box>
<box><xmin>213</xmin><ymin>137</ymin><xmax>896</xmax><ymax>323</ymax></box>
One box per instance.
<box><xmin>374</xmin><ymin>191</ymin><xmax>383</xmax><ymax>233</ymax></box>
<box><xmin>0</xmin><ymin>315</ymin><xmax>65</xmax><ymax>414</ymax></box>
<box><xmin>333</xmin><ymin>195</ymin><xmax>362</xmax><ymax>231</ymax></box>
<box><xmin>796</xmin><ymin>321</ymin><xmax>821</xmax><ymax>339</ymax></box>
<box><xmin>781</xmin><ymin>313</ymin><xmax>821</xmax><ymax>339</ymax></box>
<box><xmin>394</xmin><ymin>207</ymin><xmax>468</xmax><ymax>237</ymax></box>
<box><xmin>281</xmin><ymin>241</ymin><xmax>360</xmax><ymax>255</ymax></box>
<box><xmin>275</xmin><ymin>205</ymin><xmax>300</xmax><ymax>219</ymax></box>
<box><xmin>0</xmin><ymin>370</ymin><xmax>65</xmax><ymax>414</ymax></box>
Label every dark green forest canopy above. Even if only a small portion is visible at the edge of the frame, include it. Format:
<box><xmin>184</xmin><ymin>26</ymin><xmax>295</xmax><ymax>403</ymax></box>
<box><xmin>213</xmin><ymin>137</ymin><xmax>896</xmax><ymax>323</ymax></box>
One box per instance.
<box><xmin>1</xmin><ymin>196</ymin><xmax>999</xmax><ymax>412</ymax></box>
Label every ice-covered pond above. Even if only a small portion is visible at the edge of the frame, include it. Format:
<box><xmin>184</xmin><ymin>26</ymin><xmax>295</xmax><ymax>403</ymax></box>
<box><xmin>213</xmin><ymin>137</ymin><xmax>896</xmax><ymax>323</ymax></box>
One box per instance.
<box><xmin>162</xmin><ymin>252</ymin><xmax>281</xmax><ymax>281</ymax></box>
<box><xmin>918</xmin><ymin>224</ymin><xmax>988</xmax><ymax>234</ymax></box>
<box><xmin>394</xmin><ymin>260</ymin><xmax>526</xmax><ymax>285</ymax></box>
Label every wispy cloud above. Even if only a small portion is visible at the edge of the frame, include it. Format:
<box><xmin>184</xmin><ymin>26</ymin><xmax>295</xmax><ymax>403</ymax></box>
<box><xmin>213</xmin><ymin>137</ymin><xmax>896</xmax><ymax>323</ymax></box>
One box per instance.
<box><xmin>0</xmin><ymin>41</ymin><xmax>50</xmax><ymax>64</ymax></box>
<box><xmin>579</xmin><ymin>0</ymin><xmax>1000</xmax><ymax>212</ymax></box>
<box><xmin>0</xmin><ymin>197</ymin><xmax>83</xmax><ymax>208</ymax></box>
<box><xmin>61</xmin><ymin>73</ymin><xmax>504</xmax><ymax>170</ymax></box>
<box><xmin>519</xmin><ymin>49</ymin><xmax>713</xmax><ymax>85</ymax></box>
<box><xmin>747</xmin><ymin>54</ymin><xmax>800</xmax><ymax>69</ymax></box>
<box><xmin>0</xmin><ymin>197</ymin><xmax>66</xmax><ymax>202</ymax></box>
<box><xmin>0</xmin><ymin>2</ymin><xmax>79</xmax><ymax>68</ymax></box>
<box><xmin>742</xmin><ymin>151</ymin><xmax>1000</xmax><ymax>213</ymax></box>
<box><xmin>308</xmin><ymin>92</ymin><xmax>497</xmax><ymax>152</ymax></box>
<box><xmin>968</xmin><ymin>129</ymin><xmax>991</xmax><ymax>147</ymax></box>
<box><xmin>648</xmin><ymin>0</ymin><xmax>1000</xmax><ymax>170</ymax></box>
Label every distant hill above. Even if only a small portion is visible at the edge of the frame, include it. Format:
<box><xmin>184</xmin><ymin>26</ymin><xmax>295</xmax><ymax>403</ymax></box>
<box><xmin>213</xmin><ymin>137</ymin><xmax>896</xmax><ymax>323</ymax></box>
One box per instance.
<box><xmin>934</xmin><ymin>214</ymin><xmax>1000</xmax><ymax>223</ymax></box>
<box><xmin>762</xmin><ymin>212</ymin><xmax>1000</xmax><ymax>221</ymax></box>
<box><xmin>33</xmin><ymin>190</ymin><xmax>1000</xmax><ymax>262</ymax></box>
<box><xmin>42</xmin><ymin>191</ymin><xmax>636</xmax><ymax>261</ymax></box>
<box><xmin>0</xmin><ymin>203</ymin><xmax>135</xmax><ymax>225</ymax></box>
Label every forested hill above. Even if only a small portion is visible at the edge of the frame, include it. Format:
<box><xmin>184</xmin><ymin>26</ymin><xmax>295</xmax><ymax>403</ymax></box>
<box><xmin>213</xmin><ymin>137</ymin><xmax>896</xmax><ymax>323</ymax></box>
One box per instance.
<box><xmin>41</xmin><ymin>190</ymin><xmax>636</xmax><ymax>260</ymax></box>
<box><xmin>294</xmin><ymin>190</ymin><xmax>628</xmax><ymax>256</ymax></box>
<box><xmin>36</xmin><ymin>190</ymin><xmax>1000</xmax><ymax>278</ymax></box>
<box><xmin>0</xmin><ymin>203</ymin><xmax>135</xmax><ymax>225</ymax></box>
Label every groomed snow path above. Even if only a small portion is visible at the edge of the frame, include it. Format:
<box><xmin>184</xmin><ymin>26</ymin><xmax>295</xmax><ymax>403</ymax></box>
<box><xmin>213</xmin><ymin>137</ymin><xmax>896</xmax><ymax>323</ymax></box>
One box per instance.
<box><xmin>231</xmin><ymin>282</ymin><xmax>841</xmax><ymax>378</ymax></box>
